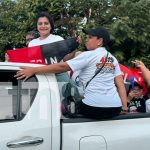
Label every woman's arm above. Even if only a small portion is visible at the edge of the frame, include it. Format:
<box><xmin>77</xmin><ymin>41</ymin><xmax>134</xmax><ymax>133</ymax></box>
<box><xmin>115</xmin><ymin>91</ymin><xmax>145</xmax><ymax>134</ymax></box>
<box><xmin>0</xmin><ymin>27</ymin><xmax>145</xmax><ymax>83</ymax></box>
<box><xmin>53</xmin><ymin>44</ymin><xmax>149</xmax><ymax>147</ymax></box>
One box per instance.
<box><xmin>15</xmin><ymin>62</ymin><xmax>71</xmax><ymax>80</ymax></box>
<box><xmin>132</xmin><ymin>60</ymin><xmax>150</xmax><ymax>85</ymax></box>
<box><xmin>63</xmin><ymin>51</ymin><xmax>76</xmax><ymax>62</ymax></box>
<box><xmin>115</xmin><ymin>75</ymin><xmax>128</xmax><ymax>110</ymax></box>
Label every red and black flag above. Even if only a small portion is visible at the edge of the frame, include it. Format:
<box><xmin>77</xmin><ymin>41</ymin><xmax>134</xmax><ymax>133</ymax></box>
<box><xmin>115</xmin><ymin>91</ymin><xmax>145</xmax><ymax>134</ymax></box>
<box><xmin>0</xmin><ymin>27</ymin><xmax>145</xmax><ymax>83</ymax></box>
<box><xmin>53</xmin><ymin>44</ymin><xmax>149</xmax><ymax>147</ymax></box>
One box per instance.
<box><xmin>7</xmin><ymin>38</ymin><xmax>79</xmax><ymax>64</ymax></box>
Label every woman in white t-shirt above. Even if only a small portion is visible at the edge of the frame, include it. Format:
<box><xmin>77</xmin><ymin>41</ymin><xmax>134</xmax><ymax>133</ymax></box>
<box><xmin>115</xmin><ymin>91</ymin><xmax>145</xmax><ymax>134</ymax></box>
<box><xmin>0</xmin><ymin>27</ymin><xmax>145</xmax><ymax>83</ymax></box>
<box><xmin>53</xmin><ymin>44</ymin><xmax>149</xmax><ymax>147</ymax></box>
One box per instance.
<box><xmin>28</xmin><ymin>11</ymin><xmax>75</xmax><ymax>61</ymax></box>
<box><xmin>28</xmin><ymin>11</ymin><xmax>63</xmax><ymax>47</ymax></box>
<box><xmin>28</xmin><ymin>11</ymin><xmax>77</xmax><ymax>100</ymax></box>
<box><xmin>15</xmin><ymin>27</ymin><xmax>128</xmax><ymax>119</ymax></box>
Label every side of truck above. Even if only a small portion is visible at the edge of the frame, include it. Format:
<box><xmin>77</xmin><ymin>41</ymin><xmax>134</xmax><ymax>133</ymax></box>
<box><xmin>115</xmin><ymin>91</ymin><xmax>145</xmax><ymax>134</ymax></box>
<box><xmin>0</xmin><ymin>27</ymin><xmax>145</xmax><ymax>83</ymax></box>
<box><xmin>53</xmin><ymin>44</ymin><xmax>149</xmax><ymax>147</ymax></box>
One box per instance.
<box><xmin>0</xmin><ymin>62</ymin><xmax>150</xmax><ymax>150</ymax></box>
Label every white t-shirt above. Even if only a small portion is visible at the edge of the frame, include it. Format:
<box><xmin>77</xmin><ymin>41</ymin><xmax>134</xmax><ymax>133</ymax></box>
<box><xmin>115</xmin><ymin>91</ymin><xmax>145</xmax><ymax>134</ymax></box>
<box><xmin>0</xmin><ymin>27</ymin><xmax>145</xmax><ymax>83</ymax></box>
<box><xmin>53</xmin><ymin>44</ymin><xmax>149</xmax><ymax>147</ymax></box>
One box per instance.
<box><xmin>28</xmin><ymin>34</ymin><xmax>64</xmax><ymax>47</ymax></box>
<box><xmin>67</xmin><ymin>47</ymin><xmax>122</xmax><ymax>107</ymax></box>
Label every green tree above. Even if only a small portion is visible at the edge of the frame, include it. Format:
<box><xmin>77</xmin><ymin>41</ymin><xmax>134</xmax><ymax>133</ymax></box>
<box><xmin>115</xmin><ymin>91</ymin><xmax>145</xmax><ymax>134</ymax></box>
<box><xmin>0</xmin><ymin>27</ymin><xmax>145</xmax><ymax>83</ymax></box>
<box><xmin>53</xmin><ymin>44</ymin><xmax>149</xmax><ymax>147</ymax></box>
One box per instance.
<box><xmin>108</xmin><ymin>0</ymin><xmax>150</xmax><ymax>66</ymax></box>
<box><xmin>0</xmin><ymin>0</ymin><xmax>17</xmax><ymax>60</ymax></box>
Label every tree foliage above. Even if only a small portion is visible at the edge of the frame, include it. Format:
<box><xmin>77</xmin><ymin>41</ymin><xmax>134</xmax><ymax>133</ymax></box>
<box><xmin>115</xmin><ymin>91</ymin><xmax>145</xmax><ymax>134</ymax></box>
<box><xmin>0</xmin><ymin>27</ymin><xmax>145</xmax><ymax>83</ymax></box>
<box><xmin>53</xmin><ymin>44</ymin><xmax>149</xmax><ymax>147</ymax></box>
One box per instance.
<box><xmin>108</xmin><ymin>0</ymin><xmax>150</xmax><ymax>66</ymax></box>
<box><xmin>0</xmin><ymin>0</ymin><xmax>150</xmax><ymax>67</ymax></box>
<box><xmin>0</xmin><ymin>0</ymin><xmax>17</xmax><ymax>59</ymax></box>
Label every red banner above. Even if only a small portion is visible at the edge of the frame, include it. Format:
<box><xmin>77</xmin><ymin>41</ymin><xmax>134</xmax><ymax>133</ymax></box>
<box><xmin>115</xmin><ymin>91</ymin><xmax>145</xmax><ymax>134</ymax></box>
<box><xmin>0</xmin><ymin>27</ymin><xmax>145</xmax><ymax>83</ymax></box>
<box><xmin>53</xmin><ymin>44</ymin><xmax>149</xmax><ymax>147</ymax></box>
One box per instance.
<box><xmin>7</xmin><ymin>46</ymin><xmax>45</xmax><ymax>64</ymax></box>
<box><xmin>7</xmin><ymin>38</ymin><xmax>78</xmax><ymax>65</ymax></box>
<box><xmin>119</xmin><ymin>64</ymin><xmax>147</xmax><ymax>94</ymax></box>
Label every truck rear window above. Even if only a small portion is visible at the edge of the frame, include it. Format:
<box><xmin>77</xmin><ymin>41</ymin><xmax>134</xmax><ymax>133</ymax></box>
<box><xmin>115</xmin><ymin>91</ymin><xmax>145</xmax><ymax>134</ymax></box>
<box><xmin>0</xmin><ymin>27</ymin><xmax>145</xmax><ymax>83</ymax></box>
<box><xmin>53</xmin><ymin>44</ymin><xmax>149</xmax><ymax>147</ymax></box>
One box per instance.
<box><xmin>0</xmin><ymin>70</ymin><xmax>38</xmax><ymax>122</ymax></box>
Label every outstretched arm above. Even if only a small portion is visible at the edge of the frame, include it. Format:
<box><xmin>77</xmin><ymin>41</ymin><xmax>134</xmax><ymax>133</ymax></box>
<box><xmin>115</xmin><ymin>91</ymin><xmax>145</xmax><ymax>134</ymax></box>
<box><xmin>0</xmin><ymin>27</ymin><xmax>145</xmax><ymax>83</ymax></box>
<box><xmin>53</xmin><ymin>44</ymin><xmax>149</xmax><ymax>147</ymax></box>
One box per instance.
<box><xmin>15</xmin><ymin>62</ymin><xmax>71</xmax><ymax>80</ymax></box>
<box><xmin>115</xmin><ymin>75</ymin><xmax>128</xmax><ymax>111</ymax></box>
<box><xmin>132</xmin><ymin>60</ymin><xmax>150</xmax><ymax>85</ymax></box>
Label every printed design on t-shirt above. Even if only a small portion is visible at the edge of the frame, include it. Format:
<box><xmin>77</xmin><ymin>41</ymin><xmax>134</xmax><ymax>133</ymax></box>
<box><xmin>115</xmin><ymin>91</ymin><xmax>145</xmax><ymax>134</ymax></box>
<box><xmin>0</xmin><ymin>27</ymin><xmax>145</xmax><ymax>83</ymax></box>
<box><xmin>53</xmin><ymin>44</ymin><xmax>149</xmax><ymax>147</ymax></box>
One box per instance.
<box><xmin>129</xmin><ymin>100</ymin><xmax>141</xmax><ymax>108</ymax></box>
<box><xmin>96</xmin><ymin>55</ymin><xmax>115</xmax><ymax>74</ymax></box>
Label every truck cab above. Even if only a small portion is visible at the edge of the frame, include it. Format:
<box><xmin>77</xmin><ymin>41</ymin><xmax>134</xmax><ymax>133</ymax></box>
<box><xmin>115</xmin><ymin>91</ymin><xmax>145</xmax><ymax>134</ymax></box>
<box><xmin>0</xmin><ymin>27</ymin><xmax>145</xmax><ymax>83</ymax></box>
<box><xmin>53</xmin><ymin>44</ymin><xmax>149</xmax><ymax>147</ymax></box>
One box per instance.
<box><xmin>0</xmin><ymin>62</ymin><xmax>150</xmax><ymax>150</ymax></box>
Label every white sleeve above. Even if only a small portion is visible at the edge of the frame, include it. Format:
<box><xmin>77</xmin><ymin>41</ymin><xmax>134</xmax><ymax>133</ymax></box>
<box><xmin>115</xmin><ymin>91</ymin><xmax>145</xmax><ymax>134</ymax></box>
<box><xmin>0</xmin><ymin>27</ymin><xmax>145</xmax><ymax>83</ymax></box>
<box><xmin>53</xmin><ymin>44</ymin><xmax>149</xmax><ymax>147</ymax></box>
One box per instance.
<box><xmin>28</xmin><ymin>39</ymin><xmax>36</xmax><ymax>47</ymax></box>
<box><xmin>114</xmin><ymin>63</ymin><xmax>122</xmax><ymax>77</ymax></box>
<box><xmin>66</xmin><ymin>52</ymin><xmax>88</xmax><ymax>71</ymax></box>
<box><xmin>56</xmin><ymin>36</ymin><xmax>64</xmax><ymax>40</ymax></box>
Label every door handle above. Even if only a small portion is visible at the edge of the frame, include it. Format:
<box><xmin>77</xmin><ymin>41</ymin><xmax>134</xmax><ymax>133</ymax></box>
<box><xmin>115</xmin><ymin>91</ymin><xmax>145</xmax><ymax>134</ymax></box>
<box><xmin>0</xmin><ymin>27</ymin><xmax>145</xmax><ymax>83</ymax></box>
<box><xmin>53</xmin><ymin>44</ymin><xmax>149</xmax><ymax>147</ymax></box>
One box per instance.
<box><xmin>7</xmin><ymin>136</ymin><xmax>44</xmax><ymax>148</ymax></box>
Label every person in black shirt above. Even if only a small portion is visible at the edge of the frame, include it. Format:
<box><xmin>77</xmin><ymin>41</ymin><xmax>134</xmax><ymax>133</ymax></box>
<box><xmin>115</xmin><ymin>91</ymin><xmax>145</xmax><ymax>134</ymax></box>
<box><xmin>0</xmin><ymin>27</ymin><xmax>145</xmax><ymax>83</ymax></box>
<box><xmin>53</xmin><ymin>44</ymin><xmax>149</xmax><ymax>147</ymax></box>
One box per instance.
<box><xmin>127</xmin><ymin>82</ymin><xmax>147</xmax><ymax>113</ymax></box>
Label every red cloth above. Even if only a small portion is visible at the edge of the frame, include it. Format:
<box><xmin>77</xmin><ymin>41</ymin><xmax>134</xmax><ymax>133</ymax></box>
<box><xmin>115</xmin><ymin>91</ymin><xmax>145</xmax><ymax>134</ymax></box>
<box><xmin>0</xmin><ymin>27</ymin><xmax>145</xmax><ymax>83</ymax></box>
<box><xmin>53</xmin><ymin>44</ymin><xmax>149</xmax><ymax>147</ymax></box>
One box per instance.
<box><xmin>6</xmin><ymin>38</ymin><xmax>79</xmax><ymax>65</ymax></box>
<box><xmin>119</xmin><ymin>64</ymin><xmax>147</xmax><ymax>94</ymax></box>
<box><xmin>7</xmin><ymin>46</ymin><xmax>45</xmax><ymax>64</ymax></box>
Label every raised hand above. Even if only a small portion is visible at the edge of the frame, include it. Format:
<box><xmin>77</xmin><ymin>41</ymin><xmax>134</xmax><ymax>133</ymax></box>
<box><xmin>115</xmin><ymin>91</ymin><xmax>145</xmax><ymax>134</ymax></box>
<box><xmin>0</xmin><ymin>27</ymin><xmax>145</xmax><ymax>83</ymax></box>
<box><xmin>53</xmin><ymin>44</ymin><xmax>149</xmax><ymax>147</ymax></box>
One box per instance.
<box><xmin>131</xmin><ymin>60</ymin><xmax>145</xmax><ymax>69</ymax></box>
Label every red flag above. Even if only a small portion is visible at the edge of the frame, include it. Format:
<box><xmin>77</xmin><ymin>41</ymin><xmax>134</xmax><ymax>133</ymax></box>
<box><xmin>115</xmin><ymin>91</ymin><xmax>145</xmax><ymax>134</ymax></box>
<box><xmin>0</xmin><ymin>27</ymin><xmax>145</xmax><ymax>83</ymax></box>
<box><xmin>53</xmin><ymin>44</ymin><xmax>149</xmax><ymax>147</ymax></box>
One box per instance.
<box><xmin>119</xmin><ymin>64</ymin><xmax>147</xmax><ymax>94</ymax></box>
<box><xmin>7</xmin><ymin>46</ymin><xmax>45</xmax><ymax>64</ymax></box>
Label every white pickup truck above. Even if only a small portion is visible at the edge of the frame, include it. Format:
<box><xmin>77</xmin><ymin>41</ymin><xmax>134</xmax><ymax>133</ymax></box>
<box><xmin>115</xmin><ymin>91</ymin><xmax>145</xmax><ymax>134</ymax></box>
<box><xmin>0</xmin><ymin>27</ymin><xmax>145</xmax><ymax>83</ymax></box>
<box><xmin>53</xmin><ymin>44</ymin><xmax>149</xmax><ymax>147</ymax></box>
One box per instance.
<box><xmin>0</xmin><ymin>62</ymin><xmax>150</xmax><ymax>150</ymax></box>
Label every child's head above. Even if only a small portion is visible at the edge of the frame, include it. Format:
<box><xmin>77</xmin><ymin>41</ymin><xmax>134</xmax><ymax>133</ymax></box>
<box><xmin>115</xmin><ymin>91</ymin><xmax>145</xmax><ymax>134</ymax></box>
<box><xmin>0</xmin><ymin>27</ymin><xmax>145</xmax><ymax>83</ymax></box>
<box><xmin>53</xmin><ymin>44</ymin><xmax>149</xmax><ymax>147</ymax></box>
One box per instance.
<box><xmin>128</xmin><ymin>82</ymin><xmax>143</xmax><ymax>99</ymax></box>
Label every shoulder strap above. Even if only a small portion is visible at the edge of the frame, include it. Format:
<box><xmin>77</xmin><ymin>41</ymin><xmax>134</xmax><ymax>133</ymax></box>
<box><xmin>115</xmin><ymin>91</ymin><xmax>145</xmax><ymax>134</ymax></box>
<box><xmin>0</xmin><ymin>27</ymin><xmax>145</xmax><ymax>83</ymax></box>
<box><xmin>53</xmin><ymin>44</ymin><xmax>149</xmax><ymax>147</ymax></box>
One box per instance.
<box><xmin>85</xmin><ymin>51</ymin><xmax>109</xmax><ymax>88</ymax></box>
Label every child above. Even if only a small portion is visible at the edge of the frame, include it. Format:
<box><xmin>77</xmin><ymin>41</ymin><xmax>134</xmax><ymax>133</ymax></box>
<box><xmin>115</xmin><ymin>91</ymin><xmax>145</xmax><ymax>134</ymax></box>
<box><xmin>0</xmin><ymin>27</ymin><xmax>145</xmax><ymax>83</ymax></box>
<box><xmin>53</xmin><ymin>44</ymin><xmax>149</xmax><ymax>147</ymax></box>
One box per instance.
<box><xmin>127</xmin><ymin>82</ymin><xmax>147</xmax><ymax>113</ymax></box>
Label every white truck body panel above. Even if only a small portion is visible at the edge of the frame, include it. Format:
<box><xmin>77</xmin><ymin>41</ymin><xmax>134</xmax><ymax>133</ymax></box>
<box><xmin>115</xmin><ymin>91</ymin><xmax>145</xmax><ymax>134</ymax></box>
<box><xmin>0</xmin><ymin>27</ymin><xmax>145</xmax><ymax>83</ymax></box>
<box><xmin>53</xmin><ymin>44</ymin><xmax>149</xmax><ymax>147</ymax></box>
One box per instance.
<box><xmin>62</xmin><ymin>118</ymin><xmax>150</xmax><ymax>150</ymax></box>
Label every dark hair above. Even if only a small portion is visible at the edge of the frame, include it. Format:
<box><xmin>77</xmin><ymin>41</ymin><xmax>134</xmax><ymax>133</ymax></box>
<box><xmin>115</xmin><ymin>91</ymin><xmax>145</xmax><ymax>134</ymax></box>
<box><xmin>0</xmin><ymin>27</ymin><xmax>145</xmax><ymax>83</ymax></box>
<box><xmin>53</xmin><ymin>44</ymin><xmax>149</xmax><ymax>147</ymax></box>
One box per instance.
<box><xmin>83</xmin><ymin>27</ymin><xmax>111</xmax><ymax>48</ymax></box>
<box><xmin>127</xmin><ymin>82</ymin><xmax>143</xmax><ymax>94</ymax></box>
<box><xmin>36</xmin><ymin>11</ymin><xmax>54</xmax><ymax>33</ymax></box>
<box><xmin>133</xmin><ymin>82</ymin><xmax>143</xmax><ymax>89</ymax></box>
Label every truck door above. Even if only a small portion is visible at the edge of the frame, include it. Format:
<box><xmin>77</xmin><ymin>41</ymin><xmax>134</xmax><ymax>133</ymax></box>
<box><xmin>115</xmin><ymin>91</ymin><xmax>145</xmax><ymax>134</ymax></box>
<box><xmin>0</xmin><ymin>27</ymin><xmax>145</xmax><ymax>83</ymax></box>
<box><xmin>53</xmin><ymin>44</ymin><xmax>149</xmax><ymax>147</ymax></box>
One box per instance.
<box><xmin>0</xmin><ymin>68</ymin><xmax>52</xmax><ymax>150</ymax></box>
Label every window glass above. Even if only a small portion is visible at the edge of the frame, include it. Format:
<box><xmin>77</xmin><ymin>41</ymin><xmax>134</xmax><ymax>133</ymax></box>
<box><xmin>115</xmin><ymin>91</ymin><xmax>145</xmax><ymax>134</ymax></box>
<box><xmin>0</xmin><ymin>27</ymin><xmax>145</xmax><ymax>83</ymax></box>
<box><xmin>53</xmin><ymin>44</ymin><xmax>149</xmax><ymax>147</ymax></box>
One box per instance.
<box><xmin>0</xmin><ymin>70</ymin><xmax>38</xmax><ymax>122</ymax></box>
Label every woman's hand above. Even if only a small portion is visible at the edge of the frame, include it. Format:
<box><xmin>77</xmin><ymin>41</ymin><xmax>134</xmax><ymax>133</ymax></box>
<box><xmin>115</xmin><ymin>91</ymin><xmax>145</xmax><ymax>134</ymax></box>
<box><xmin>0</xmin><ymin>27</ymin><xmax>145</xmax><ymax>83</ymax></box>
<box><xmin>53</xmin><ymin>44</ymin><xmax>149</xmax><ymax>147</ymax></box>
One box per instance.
<box><xmin>132</xmin><ymin>60</ymin><xmax>150</xmax><ymax>85</ymax></box>
<box><xmin>5</xmin><ymin>53</ymin><xmax>9</xmax><ymax>62</ymax></box>
<box><xmin>76</xmin><ymin>35</ymin><xmax>82</xmax><ymax>44</ymax></box>
<box><xmin>127</xmin><ymin>91</ymin><xmax>135</xmax><ymax>102</ymax></box>
<box><xmin>14</xmin><ymin>67</ymin><xmax>35</xmax><ymax>80</ymax></box>
<box><xmin>120</xmin><ymin>106</ymin><xmax>128</xmax><ymax>114</ymax></box>
<box><xmin>132</xmin><ymin>60</ymin><xmax>145</xmax><ymax>69</ymax></box>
